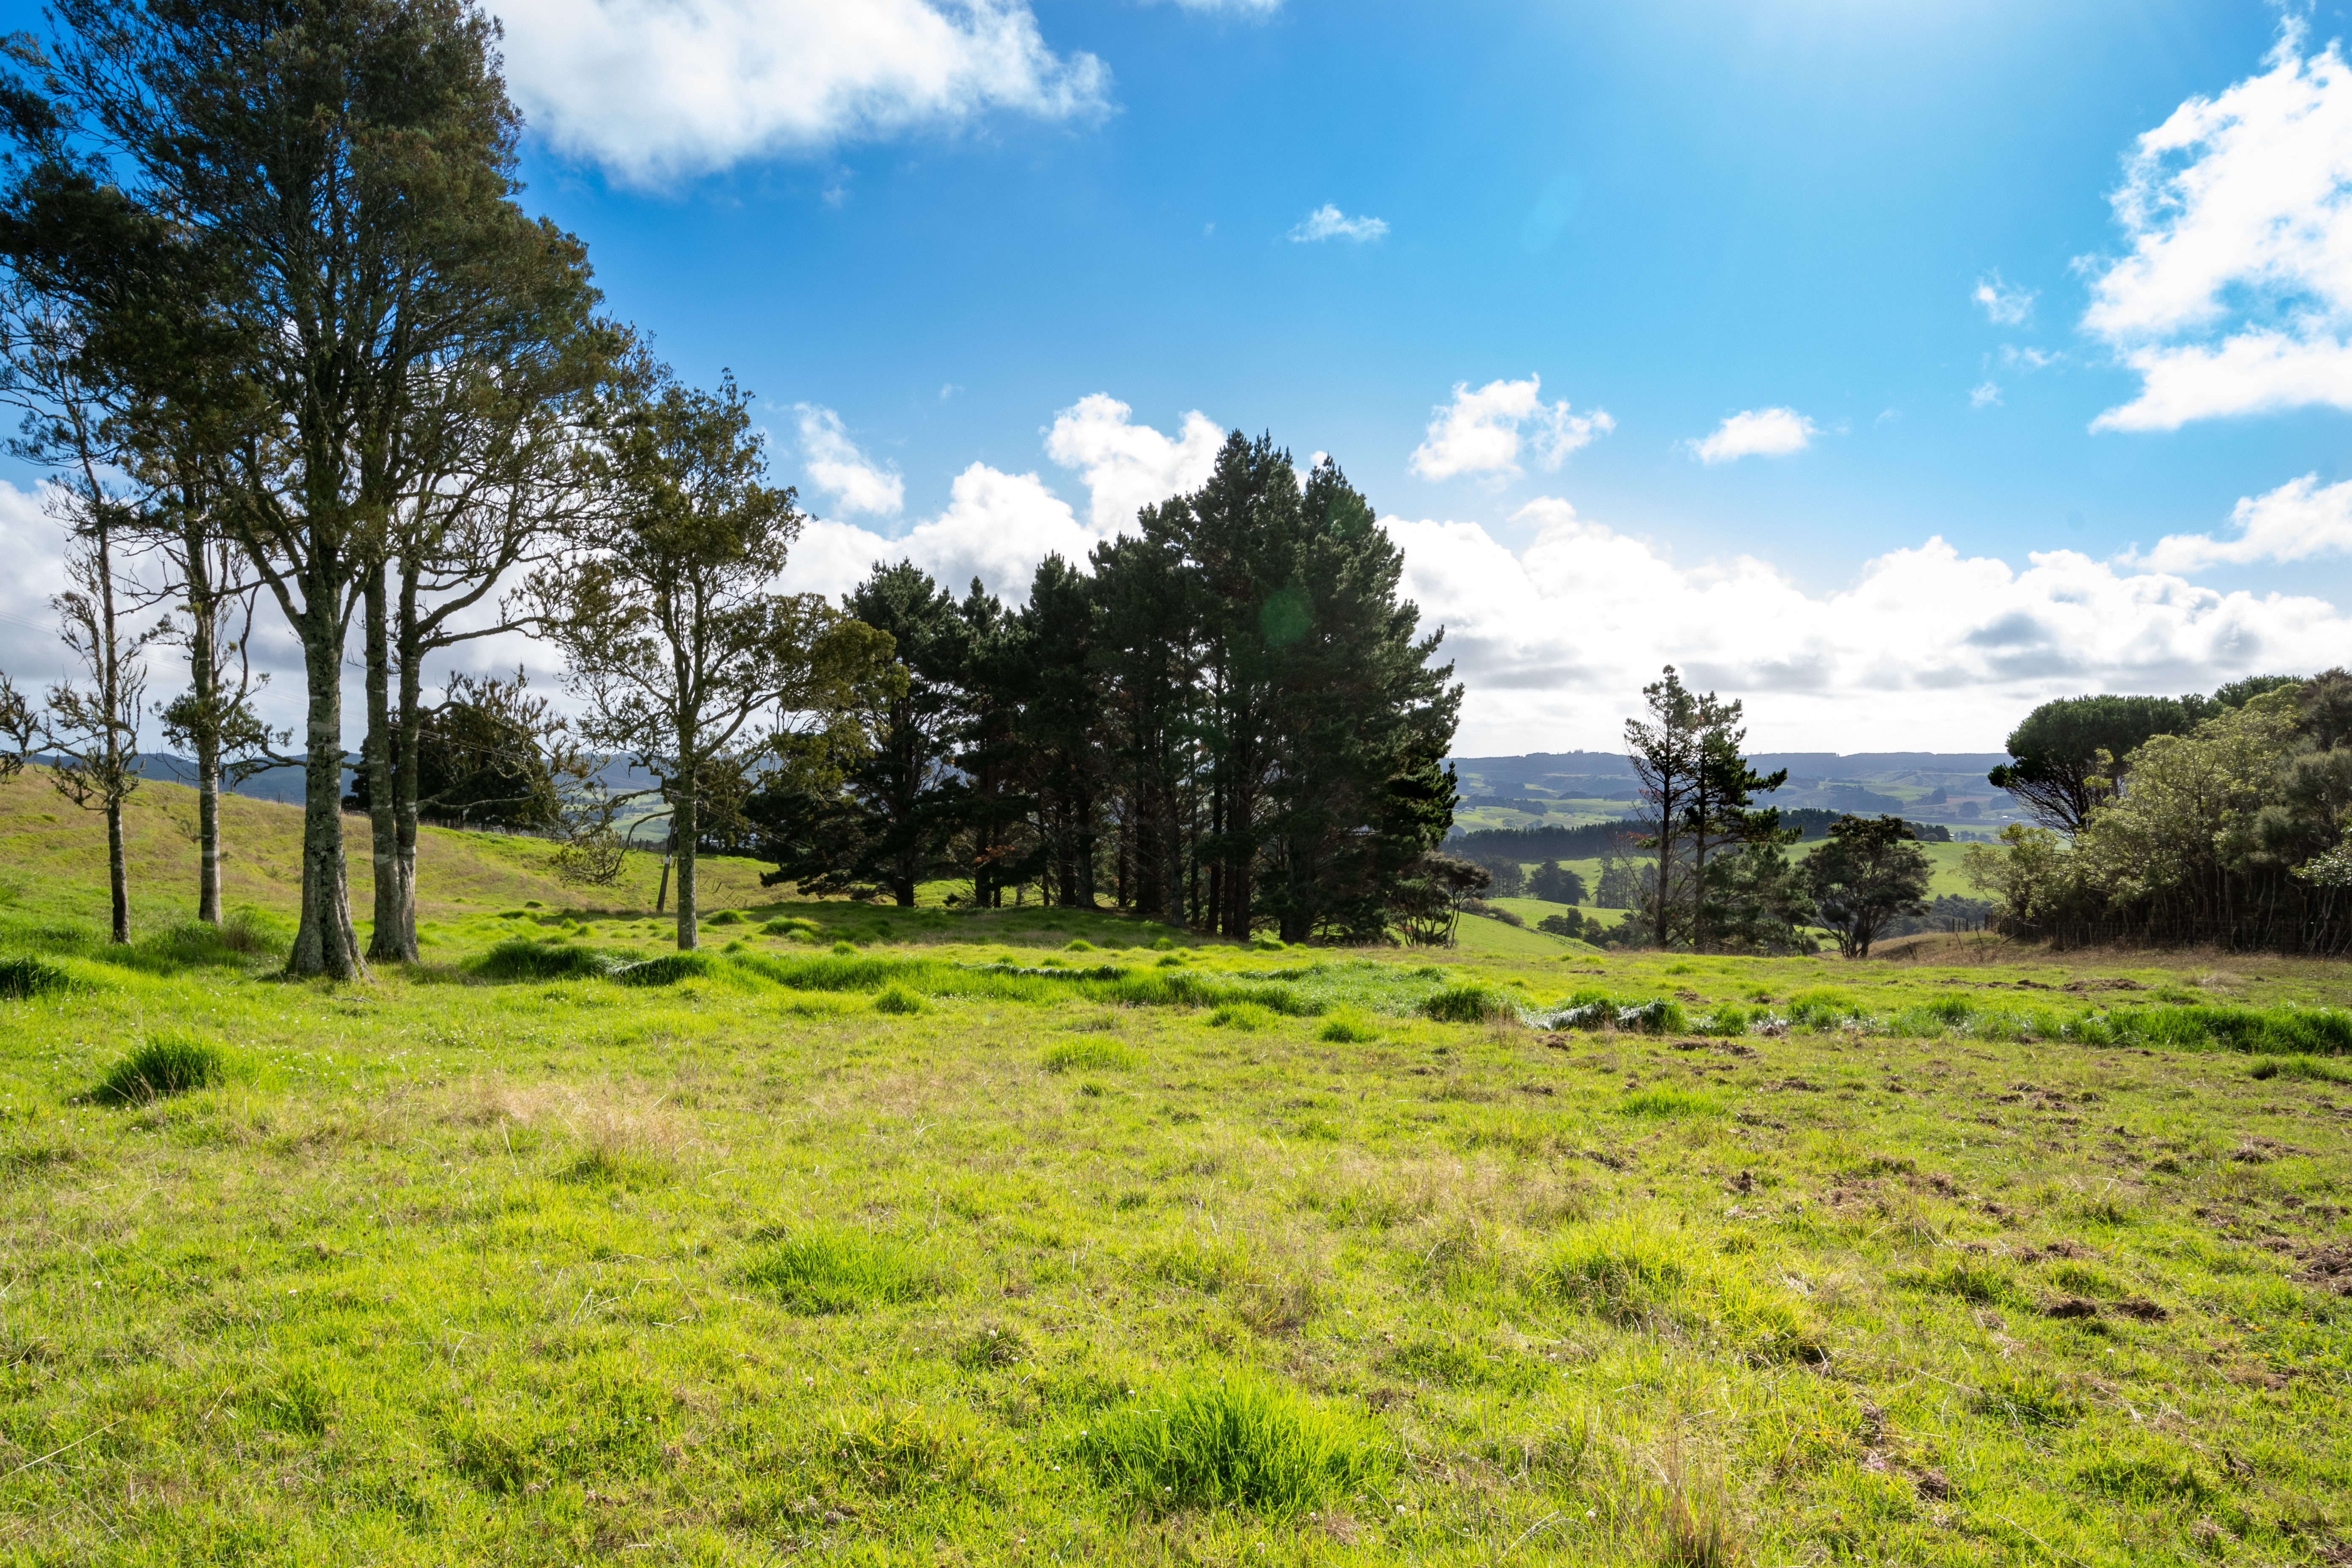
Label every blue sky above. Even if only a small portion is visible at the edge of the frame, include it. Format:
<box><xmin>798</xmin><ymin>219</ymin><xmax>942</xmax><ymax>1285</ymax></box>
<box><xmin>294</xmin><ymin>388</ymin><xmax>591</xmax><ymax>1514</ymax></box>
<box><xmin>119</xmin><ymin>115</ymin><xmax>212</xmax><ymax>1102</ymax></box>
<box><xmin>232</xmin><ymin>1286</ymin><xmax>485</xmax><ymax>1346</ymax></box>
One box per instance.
<box><xmin>3</xmin><ymin>0</ymin><xmax>2350</xmax><ymax>752</ymax></box>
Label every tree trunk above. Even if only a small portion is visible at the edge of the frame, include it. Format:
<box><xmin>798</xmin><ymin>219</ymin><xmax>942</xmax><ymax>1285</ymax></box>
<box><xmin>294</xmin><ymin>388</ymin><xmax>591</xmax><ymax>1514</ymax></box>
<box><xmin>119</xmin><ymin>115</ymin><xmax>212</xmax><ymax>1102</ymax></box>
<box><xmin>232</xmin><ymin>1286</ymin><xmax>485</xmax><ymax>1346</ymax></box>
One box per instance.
<box><xmin>379</xmin><ymin>562</ymin><xmax>424</xmax><ymax>962</ymax></box>
<box><xmin>184</xmin><ymin>528</ymin><xmax>223</xmax><ymax>925</ymax></box>
<box><xmin>106</xmin><ymin>798</ymin><xmax>128</xmax><ymax>944</ymax></box>
<box><xmin>362</xmin><ymin>560</ymin><xmax>408</xmax><ymax>962</ymax></box>
<box><xmin>673</xmin><ymin>784</ymin><xmax>699</xmax><ymax>950</ymax></box>
<box><xmin>287</xmin><ymin>623</ymin><xmax>365</xmax><ymax>980</ymax></box>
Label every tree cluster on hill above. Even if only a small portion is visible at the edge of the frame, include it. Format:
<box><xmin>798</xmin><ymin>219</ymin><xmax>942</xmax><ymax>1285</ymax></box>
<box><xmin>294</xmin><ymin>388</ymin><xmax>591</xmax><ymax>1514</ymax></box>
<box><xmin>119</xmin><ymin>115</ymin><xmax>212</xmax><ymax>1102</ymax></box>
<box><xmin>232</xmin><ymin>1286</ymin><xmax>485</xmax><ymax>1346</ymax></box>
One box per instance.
<box><xmin>741</xmin><ymin>435</ymin><xmax>1462</xmax><ymax>943</ymax></box>
<box><xmin>1970</xmin><ymin>674</ymin><xmax>2352</xmax><ymax>950</ymax></box>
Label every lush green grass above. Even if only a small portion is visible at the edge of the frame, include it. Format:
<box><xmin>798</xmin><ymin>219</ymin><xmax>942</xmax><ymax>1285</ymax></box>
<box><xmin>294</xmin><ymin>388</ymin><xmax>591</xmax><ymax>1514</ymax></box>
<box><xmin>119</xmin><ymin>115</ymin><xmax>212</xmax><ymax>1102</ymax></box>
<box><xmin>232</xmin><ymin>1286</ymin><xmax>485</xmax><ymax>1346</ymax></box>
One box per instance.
<box><xmin>3</xmin><ymin>780</ymin><xmax>2352</xmax><ymax>1563</ymax></box>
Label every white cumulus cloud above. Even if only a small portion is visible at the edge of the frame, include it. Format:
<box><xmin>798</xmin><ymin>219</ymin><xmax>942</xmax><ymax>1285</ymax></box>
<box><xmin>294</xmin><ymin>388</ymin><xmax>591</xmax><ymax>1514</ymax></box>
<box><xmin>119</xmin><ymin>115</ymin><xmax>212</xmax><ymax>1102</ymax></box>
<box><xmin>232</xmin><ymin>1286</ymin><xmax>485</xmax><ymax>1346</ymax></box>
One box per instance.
<box><xmin>1043</xmin><ymin>393</ymin><xmax>1224</xmax><ymax>532</ymax></box>
<box><xmin>2084</xmin><ymin>23</ymin><xmax>2352</xmax><ymax>431</ymax></box>
<box><xmin>1687</xmin><ymin>407</ymin><xmax>1816</xmax><ymax>464</ymax></box>
<box><xmin>1385</xmin><ymin>497</ymin><xmax>2352</xmax><ymax>753</ymax></box>
<box><xmin>2131</xmin><ymin>473</ymin><xmax>2352</xmax><ymax>573</ymax></box>
<box><xmin>1409</xmin><ymin>376</ymin><xmax>1612</xmax><ymax>482</ymax></box>
<box><xmin>1973</xmin><ymin>272</ymin><xmax>2036</xmax><ymax>326</ymax></box>
<box><xmin>1288</xmin><ymin>204</ymin><xmax>1388</xmax><ymax>243</ymax></box>
<box><xmin>491</xmin><ymin>0</ymin><xmax>1111</xmax><ymax>187</ymax></box>
<box><xmin>795</xmin><ymin>405</ymin><xmax>904</xmax><ymax>518</ymax></box>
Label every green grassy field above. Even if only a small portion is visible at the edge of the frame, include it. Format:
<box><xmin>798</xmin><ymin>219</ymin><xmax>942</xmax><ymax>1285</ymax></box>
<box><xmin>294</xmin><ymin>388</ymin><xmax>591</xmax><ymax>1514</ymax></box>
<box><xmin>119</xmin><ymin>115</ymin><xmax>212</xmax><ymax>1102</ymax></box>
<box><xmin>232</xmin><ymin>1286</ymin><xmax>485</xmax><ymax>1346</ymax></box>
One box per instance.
<box><xmin>3</xmin><ymin>773</ymin><xmax>2349</xmax><ymax>1564</ymax></box>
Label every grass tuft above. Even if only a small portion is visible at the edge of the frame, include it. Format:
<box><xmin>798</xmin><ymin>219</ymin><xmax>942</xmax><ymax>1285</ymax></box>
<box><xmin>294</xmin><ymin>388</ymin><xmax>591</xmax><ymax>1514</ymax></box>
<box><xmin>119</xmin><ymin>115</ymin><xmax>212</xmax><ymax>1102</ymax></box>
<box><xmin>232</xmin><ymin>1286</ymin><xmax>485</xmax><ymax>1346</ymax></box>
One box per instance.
<box><xmin>1073</xmin><ymin>1373</ymin><xmax>1388</xmax><ymax>1515</ymax></box>
<box><xmin>613</xmin><ymin>952</ymin><xmax>712</xmax><ymax>986</ymax></box>
<box><xmin>0</xmin><ymin>953</ymin><xmax>71</xmax><ymax>999</ymax></box>
<box><xmin>91</xmin><ymin>1032</ymin><xmax>229</xmax><ymax>1105</ymax></box>
<box><xmin>471</xmin><ymin>939</ymin><xmax>616</xmax><ymax>982</ymax></box>
<box><xmin>2251</xmin><ymin>1054</ymin><xmax>2352</xmax><ymax>1083</ymax></box>
<box><xmin>1317</xmin><ymin>1012</ymin><xmax>1380</xmax><ymax>1043</ymax></box>
<box><xmin>1043</xmin><ymin>1038</ymin><xmax>1137</xmax><ymax>1073</ymax></box>
<box><xmin>872</xmin><ymin>984</ymin><xmax>925</xmax><ymax>1014</ymax></box>
<box><xmin>741</xmin><ymin>1230</ymin><xmax>943</xmax><ymax>1314</ymax></box>
<box><xmin>1424</xmin><ymin>983</ymin><xmax>1508</xmax><ymax>1024</ymax></box>
<box><xmin>1618</xmin><ymin>1086</ymin><xmax>1724</xmax><ymax>1118</ymax></box>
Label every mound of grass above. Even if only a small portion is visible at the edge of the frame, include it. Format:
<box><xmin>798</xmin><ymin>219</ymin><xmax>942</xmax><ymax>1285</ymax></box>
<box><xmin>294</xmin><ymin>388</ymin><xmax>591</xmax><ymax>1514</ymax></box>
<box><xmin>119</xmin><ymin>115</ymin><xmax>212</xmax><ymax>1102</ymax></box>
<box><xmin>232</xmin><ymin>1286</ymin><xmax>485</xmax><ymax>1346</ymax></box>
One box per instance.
<box><xmin>1065</xmin><ymin>938</ymin><xmax>1096</xmax><ymax>952</ymax></box>
<box><xmin>1043</xmin><ymin>1038</ymin><xmax>1138</xmax><ymax>1073</ymax></box>
<box><xmin>872</xmin><ymin>984</ymin><xmax>925</xmax><ymax>1015</ymax></box>
<box><xmin>471</xmin><ymin>940</ymin><xmax>617</xmax><ymax>982</ymax></box>
<box><xmin>1424</xmin><ymin>983</ymin><xmax>1507</xmax><ymax>1024</ymax></box>
<box><xmin>704</xmin><ymin>910</ymin><xmax>746</xmax><ymax>926</ymax></box>
<box><xmin>1208</xmin><ymin>1002</ymin><xmax>1277</xmax><ymax>1031</ymax></box>
<box><xmin>741</xmin><ymin>1231</ymin><xmax>943</xmax><ymax>1314</ymax></box>
<box><xmin>1073</xmin><ymin>1374</ymin><xmax>1388</xmax><ymax>1515</ymax></box>
<box><xmin>2251</xmin><ymin>1054</ymin><xmax>2352</xmax><ymax>1083</ymax></box>
<box><xmin>612</xmin><ymin>953</ymin><xmax>713</xmax><ymax>987</ymax></box>
<box><xmin>91</xmin><ymin>1033</ymin><xmax>229</xmax><ymax>1105</ymax></box>
<box><xmin>1317</xmin><ymin>1012</ymin><xmax>1379</xmax><ymax>1043</ymax></box>
<box><xmin>760</xmin><ymin>916</ymin><xmax>819</xmax><ymax>937</ymax></box>
<box><xmin>0</xmin><ymin>953</ymin><xmax>71</xmax><ymax>999</ymax></box>
<box><xmin>1544</xmin><ymin>1222</ymin><xmax>1690</xmax><ymax>1324</ymax></box>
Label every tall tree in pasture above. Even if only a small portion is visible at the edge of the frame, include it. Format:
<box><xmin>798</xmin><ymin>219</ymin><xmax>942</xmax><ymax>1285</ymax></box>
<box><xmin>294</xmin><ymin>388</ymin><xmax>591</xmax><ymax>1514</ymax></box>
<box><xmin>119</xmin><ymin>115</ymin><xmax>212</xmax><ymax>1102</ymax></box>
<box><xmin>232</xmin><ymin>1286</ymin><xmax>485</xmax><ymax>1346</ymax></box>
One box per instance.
<box><xmin>1686</xmin><ymin>694</ymin><xmax>1788</xmax><ymax>952</ymax></box>
<box><xmin>1804</xmin><ymin>814</ymin><xmax>1933</xmax><ymax>959</ymax></box>
<box><xmin>152</xmin><ymin>511</ymin><xmax>280</xmax><ymax>924</ymax></box>
<box><xmin>1624</xmin><ymin>666</ymin><xmax>1703</xmax><ymax>948</ymax></box>
<box><xmin>1144</xmin><ymin>431</ymin><xmax>1302</xmax><ymax>937</ymax></box>
<box><xmin>1258</xmin><ymin>457</ymin><xmax>1460</xmax><ymax>943</ymax></box>
<box><xmin>5</xmin><ymin>0</ymin><xmax>602</xmax><ymax>977</ymax></box>
<box><xmin>1018</xmin><ymin>553</ymin><xmax>1105</xmax><ymax>907</ymax></box>
<box><xmin>0</xmin><ymin>296</ymin><xmax>154</xmax><ymax>943</ymax></box>
<box><xmin>358</xmin><ymin>324</ymin><xmax>613</xmax><ymax>963</ymax></box>
<box><xmin>839</xmin><ymin>561</ymin><xmax>972</xmax><ymax>906</ymax></box>
<box><xmin>1089</xmin><ymin>530</ymin><xmax>1200</xmax><ymax>927</ymax></box>
<box><xmin>953</xmin><ymin>579</ymin><xmax>1039</xmax><ymax>908</ymax></box>
<box><xmin>528</xmin><ymin>368</ymin><xmax>890</xmax><ymax>950</ymax></box>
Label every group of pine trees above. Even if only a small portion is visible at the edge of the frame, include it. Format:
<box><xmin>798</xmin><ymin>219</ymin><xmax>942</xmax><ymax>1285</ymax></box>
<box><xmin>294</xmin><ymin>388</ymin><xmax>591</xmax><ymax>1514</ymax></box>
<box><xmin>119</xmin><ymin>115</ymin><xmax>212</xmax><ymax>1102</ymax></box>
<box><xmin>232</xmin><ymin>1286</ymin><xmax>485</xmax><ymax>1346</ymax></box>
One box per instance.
<box><xmin>732</xmin><ymin>434</ymin><xmax>1463</xmax><ymax>945</ymax></box>
<box><xmin>0</xmin><ymin>3</ymin><xmax>1462</xmax><ymax>966</ymax></box>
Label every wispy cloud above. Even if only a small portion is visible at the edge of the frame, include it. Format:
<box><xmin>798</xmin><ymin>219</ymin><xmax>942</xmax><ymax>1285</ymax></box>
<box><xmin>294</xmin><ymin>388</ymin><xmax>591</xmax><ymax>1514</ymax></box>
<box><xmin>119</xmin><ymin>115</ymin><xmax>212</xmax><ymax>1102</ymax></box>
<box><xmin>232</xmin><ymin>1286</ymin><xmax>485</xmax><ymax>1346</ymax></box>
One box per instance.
<box><xmin>492</xmin><ymin>0</ymin><xmax>1111</xmax><ymax>187</ymax></box>
<box><xmin>1409</xmin><ymin>376</ymin><xmax>1612</xmax><ymax>482</ymax></box>
<box><xmin>1686</xmin><ymin>407</ymin><xmax>1816</xmax><ymax>464</ymax></box>
<box><xmin>1288</xmin><ymin>204</ymin><xmax>1388</xmax><ymax>243</ymax></box>
<box><xmin>2084</xmin><ymin>21</ymin><xmax>2352</xmax><ymax>430</ymax></box>
<box><xmin>1972</xmin><ymin>271</ymin><xmax>2037</xmax><ymax>326</ymax></box>
<box><xmin>1970</xmin><ymin>381</ymin><xmax>2003</xmax><ymax>409</ymax></box>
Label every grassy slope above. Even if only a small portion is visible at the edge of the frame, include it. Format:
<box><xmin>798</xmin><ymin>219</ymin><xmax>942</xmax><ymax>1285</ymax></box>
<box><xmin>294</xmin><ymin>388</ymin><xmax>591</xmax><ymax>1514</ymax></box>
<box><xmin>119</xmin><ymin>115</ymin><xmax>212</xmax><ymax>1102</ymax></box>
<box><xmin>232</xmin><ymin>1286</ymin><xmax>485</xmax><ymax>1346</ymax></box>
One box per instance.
<box><xmin>1</xmin><ymin>789</ymin><xmax>2350</xmax><ymax>1563</ymax></box>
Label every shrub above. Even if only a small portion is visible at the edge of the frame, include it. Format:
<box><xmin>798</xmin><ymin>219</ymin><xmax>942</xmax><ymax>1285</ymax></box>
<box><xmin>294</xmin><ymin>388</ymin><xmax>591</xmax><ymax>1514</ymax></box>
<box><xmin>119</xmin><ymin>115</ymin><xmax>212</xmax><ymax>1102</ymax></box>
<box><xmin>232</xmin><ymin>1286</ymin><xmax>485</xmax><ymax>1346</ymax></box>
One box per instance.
<box><xmin>1043</xmin><ymin>1038</ymin><xmax>1138</xmax><ymax>1073</ymax></box>
<box><xmin>741</xmin><ymin>1230</ymin><xmax>942</xmax><ymax>1314</ymax></box>
<box><xmin>472</xmin><ymin>940</ymin><xmax>615</xmax><ymax>982</ymax></box>
<box><xmin>92</xmin><ymin>1034</ymin><xmax>229</xmax><ymax>1105</ymax></box>
<box><xmin>873</xmin><ymin>984</ymin><xmax>925</xmax><ymax>1015</ymax></box>
<box><xmin>0</xmin><ymin>954</ymin><xmax>71</xmax><ymax>1000</ymax></box>
<box><xmin>611</xmin><ymin>952</ymin><xmax>713</xmax><ymax>986</ymax></box>
<box><xmin>1073</xmin><ymin>1374</ymin><xmax>1388</xmax><ymax>1515</ymax></box>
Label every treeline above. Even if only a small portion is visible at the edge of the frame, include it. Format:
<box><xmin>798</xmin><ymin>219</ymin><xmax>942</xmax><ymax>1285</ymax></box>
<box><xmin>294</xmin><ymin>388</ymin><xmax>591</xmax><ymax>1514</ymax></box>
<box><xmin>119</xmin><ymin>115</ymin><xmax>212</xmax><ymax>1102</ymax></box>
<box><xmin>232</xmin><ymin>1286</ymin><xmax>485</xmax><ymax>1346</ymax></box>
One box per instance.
<box><xmin>1448</xmin><ymin>806</ymin><xmax>1944</xmax><ymax>866</ymax></box>
<box><xmin>1975</xmin><ymin>674</ymin><xmax>2352</xmax><ymax>951</ymax></box>
<box><xmin>728</xmin><ymin>436</ymin><xmax>1461</xmax><ymax>944</ymax></box>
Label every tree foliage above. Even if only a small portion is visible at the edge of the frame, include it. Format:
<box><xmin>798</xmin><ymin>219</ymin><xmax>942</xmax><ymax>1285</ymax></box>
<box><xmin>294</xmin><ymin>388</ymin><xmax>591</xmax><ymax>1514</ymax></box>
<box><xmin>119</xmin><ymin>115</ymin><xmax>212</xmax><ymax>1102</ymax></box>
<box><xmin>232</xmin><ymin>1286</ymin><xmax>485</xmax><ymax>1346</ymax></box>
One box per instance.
<box><xmin>1803</xmin><ymin>814</ymin><xmax>1933</xmax><ymax>959</ymax></box>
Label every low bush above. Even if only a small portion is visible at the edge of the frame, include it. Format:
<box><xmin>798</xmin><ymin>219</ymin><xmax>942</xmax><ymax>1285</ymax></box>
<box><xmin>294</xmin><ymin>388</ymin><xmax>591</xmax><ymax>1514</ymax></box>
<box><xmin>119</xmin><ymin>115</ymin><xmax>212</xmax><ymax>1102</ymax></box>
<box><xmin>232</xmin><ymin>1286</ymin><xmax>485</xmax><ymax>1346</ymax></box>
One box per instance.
<box><xmin>1072</xmin><ymin>1374</ymin><xmax>1388</xmax><ymax>1515</ymax></box>
<box><xmin>91</xmin><ymin>1033</ymin><xmax>229</xmax><ymax>1105</ymax></box>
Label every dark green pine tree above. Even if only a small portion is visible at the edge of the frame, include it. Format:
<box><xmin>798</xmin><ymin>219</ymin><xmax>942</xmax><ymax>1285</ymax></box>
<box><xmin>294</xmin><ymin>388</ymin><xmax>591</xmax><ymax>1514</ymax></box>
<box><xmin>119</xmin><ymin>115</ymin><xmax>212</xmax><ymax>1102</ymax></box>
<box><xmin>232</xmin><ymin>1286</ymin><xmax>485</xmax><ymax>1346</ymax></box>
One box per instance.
<box><xmin>1088</xmin><ymin>531</ymin><xmax>1202</xmax><ymax>928</ymax></box>
<box><xmin>953</xmin><ymin>577</ymin><xmax>1039</xmax><ymax>907</ymax></box>
<box><xmin>1260</xmin><ymin>457</ymin><xmax>1461</xmax><ymax>942</ymax></box>
<box><xmin>840</xmin><ymin>561</ymin><xmax>970</xmax><ymax>905</ymax></box>
<box><xmin>1018</xmin><ymin>554</ymin><xmax>1105</xmax><ymax>906</ymax></box>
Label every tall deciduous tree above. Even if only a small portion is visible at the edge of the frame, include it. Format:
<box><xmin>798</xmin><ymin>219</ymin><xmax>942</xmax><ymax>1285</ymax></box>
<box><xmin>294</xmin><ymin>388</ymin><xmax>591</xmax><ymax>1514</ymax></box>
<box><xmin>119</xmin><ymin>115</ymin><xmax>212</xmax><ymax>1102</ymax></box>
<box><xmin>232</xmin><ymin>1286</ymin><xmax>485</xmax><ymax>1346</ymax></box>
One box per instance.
<box><xmin>6</xmin><ymin>0</ymin><xmax>601</xmax><ymax>978</ymax></box>
<box><xmin>529</xmin><ymin>367</ymin><xmax>888</xmax><ymax>950</ymax></box>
